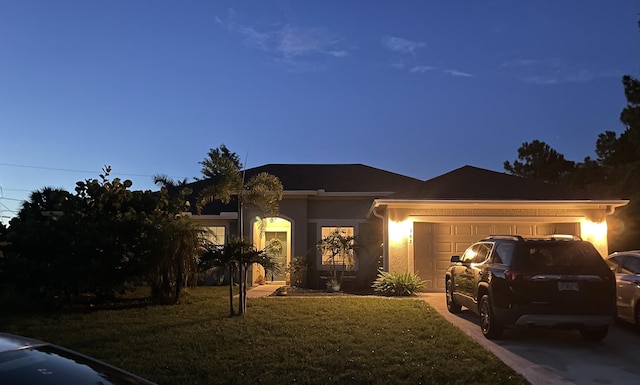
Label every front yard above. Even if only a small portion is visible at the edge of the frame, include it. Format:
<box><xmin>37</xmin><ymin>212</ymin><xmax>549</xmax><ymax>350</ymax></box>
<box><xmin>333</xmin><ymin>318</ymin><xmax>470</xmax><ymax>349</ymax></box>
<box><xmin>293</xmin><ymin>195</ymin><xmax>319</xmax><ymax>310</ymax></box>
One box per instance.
<box><xmin>0</xmin><ymin>287</ymin><xmax>529</xmax><ymax>385</ymax></box>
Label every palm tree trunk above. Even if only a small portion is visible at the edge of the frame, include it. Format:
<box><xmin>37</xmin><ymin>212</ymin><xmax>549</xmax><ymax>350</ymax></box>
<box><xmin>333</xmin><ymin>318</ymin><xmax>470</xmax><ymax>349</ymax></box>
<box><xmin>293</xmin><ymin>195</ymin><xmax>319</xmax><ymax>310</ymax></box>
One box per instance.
<box><xmin>238</xmin><ymin>264</ymin><xmax>245</xmax><ymax>315</ymax></box>
<box><xmin>228</xmin><ymin>266</ymin><xmax>235</xmax><ymax>317</ymax></box>
<box><xmin>242</xmin><ymin>264</ymin><xmax>249</xmax><ymax>314</ymax></box>
<box><xmin>175</xmin><ymin>255</ymin><xmax>183</xmax><ymax>302</ymax></box>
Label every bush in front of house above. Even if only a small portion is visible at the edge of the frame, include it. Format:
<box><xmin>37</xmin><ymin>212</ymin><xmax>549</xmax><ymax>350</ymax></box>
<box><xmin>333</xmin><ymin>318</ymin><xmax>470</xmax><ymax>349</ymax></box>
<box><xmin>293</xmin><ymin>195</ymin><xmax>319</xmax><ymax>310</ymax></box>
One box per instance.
<box><xmin>371</xmin><ymin>269</ymin><xmax>425</xmax><ymax>296</ymax></box>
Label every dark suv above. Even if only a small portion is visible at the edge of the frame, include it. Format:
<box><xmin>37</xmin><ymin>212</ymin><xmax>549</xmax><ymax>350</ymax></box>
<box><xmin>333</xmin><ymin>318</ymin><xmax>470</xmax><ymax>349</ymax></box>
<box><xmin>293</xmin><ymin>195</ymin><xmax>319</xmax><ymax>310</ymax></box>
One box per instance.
<box><xmin>445</xmin><ymin>235</ymin><xmax>616</xmax><ymax>341</ymax></box>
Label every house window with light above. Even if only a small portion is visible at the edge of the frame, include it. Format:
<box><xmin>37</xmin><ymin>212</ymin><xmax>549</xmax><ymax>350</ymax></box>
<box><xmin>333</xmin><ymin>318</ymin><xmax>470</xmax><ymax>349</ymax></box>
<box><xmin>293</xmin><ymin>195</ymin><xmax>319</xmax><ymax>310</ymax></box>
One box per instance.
<box><xmin>206</xmin><ymin>226</ymin><xmax>226</xmax><ymax>246</ymax></box>
<box><xmin>320</xmin><ymin>226</ymin><xmax>356</xmax><ymax>269</ymax></box>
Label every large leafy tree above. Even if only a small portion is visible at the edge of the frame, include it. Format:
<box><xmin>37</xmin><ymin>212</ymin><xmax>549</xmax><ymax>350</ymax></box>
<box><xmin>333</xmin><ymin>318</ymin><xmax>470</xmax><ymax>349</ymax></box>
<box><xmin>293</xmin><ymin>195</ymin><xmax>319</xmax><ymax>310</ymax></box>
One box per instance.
<box><xmin>504</xmin><ymin>75</ymin><xmax>640</xmax><ymax>250</ymax></box>
<box><xmin>503</xmin><ymin>139</ymin><xmax>575</xmax><ymax>184</ymax></box>
<box><xmin>196</xmin><ymin>144</ymin><xmax>283</xmax><ymax>315</ymax></box>
<box><xmin>2</xmin><ymin>167</ymin><xmax>206</xmax><ymax>306</ymax></box>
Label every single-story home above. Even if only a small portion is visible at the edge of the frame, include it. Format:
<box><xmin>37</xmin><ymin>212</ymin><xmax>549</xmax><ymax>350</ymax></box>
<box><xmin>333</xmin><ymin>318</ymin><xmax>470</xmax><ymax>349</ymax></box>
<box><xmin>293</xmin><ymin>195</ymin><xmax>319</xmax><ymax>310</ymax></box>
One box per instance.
<box><xmin>186</xmin><ymin>164</ymin><xmax>629</xmax><ymax>291</ymax></box>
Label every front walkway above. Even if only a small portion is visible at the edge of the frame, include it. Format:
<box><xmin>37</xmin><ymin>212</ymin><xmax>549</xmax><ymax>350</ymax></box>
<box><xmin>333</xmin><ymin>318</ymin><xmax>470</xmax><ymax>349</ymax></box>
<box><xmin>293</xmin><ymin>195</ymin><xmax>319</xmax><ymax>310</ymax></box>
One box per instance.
<box><xmin>246</xmin><ymin>283</ymin><xmax>281</xmax><ymax>298</ymax></box>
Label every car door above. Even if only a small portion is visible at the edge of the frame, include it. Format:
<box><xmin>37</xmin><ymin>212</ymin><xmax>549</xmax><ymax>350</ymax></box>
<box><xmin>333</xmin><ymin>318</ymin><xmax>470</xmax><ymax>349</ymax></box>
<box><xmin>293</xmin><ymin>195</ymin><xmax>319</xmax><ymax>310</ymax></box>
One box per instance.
<box><xmin>449</xmin><ymin>244</ymin><xmax>477</xmax><ymax>306</ymax></box>
<box><xmin>458</xmin><ymin>242</ymin><xmax>492</xmax><ymax>304</ymax></box>
<box><xmin>616</xmin><ymin>255</ymin><xmax>640</xmax><ymax>321</ymax></box>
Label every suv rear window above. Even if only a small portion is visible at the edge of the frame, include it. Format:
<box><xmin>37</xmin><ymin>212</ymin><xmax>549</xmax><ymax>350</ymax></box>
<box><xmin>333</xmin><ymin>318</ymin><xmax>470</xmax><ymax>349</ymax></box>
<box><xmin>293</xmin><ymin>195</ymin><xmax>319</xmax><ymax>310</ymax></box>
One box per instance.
<box><xmin>512</xmin><ymin>241</ymin><xmax>605</xmax><ymax>270</ymax></box>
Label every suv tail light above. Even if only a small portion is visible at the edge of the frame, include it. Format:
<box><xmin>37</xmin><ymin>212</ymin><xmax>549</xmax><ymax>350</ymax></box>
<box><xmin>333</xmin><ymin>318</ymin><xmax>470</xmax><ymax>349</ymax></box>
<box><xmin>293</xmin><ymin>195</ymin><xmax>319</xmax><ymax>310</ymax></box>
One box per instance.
<box><xmin>504</xmin><ymin>270</ymin><xmax>528</xmax><ymax>282</ymax></box>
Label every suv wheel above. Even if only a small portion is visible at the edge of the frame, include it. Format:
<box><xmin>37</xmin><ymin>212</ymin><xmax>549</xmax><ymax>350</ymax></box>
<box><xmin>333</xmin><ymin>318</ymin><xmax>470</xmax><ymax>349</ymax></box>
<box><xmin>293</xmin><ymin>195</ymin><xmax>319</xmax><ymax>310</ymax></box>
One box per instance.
<box><xmin>479</xmin><ymin>295</ymin><xmax>503</xmax><ymax>339</ymax></box>
<box><xmin>580</xmin><ymin>325</ymin><xmax>608</xmax><ymax>341</ymax></box>
<box><xmin>446</xmin><ymin>279</ymin><xmax>462</xmax><ymax>313</ymax></box>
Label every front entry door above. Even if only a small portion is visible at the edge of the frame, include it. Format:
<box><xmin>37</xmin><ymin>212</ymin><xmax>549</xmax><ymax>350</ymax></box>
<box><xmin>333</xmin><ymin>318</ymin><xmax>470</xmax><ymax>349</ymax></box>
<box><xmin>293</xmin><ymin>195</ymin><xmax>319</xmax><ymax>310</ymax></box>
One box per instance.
<box><xmin>265</xmin><ymin>231</ymin><xmax>287</xmax><ymax>281</ymax></box>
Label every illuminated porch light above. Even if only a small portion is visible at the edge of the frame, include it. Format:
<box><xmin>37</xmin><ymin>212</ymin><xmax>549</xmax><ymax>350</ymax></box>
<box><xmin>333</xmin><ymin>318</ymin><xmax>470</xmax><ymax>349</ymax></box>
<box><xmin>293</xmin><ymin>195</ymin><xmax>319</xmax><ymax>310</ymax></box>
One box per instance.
<box><xmin>389</xmin><ymin>220</ymin><xmax>412</xmax><ymax>244</ymax></box>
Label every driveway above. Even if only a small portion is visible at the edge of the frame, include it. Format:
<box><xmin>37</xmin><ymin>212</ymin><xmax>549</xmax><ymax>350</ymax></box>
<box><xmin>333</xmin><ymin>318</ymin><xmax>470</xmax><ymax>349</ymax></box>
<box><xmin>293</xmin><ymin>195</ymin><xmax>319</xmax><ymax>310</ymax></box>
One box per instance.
<box><xmin>420</xmin><ymin>293</ymin><xmax>640</xmax><ymax>385</ymax></box>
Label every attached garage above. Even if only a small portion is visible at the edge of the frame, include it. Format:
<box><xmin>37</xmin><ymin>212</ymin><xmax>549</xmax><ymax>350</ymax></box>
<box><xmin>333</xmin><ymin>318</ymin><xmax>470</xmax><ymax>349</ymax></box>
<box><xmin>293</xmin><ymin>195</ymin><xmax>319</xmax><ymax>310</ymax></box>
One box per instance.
<box><xmin>368</xmin><ymin>166</ymin><xmax>629</xmax><ymax>292</ymax></box>
<box><xmin>412</xmin><ymin>221</ymin><xmax>579</xmax><ymax>290</ymax></box>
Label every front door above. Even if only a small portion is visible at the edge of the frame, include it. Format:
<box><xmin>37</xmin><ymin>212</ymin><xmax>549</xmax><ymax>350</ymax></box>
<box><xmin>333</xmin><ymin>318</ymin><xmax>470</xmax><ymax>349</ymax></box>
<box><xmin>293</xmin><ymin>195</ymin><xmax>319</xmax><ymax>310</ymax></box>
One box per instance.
<box><xmin>265</xmin><ymin>231</ymin><xmax>287</xmax><ymax>281</ymax></box>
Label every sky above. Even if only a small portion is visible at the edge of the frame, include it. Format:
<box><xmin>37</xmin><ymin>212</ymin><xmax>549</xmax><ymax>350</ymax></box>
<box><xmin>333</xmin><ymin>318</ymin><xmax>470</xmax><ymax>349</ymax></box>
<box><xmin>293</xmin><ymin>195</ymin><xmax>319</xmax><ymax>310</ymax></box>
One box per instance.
<box><xmin>1</xmin><ymin>1</ymin><xmax>639</xmax><ymax>224</ymax></box>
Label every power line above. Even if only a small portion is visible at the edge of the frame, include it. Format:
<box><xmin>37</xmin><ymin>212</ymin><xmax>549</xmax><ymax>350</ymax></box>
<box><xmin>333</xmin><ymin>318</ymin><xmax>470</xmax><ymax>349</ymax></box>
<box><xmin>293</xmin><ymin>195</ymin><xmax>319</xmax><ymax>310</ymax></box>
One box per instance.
<box><xmin>0</xmin><ymin>197</ymin><xmax>24</xmax><ymax>202</ymax></box>
<box><xmin>0</xmin><ymin>162</ymin><xmax>191</xmax><ymax>179</ymax></box>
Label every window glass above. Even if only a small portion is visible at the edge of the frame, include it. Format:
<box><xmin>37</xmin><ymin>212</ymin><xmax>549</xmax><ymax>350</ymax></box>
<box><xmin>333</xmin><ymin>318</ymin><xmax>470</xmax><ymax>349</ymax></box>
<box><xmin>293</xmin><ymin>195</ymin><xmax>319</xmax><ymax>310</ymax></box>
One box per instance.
<box><xmin>319</xmin><ymin>227</ymin><xmax>355</xmax><ymax>268</ymax></box>
<box><xmin>621</xmin><ymin>256</ymin><xmax>640</xmax><ymax>275</ymax></box>
<box><xmin>472</xmin><ymin>243</ymin><xmax>492</xmax><ymax>264</ymax></box>
<box><xmin>205</xmin><ymin>226</ymin><xmax>225</xmax><ymax>246</ymax></box>
<box><xmin>605</xmin><ymin>255</ymin><xmax>624</xmax><ymax>271</ymax></box>
<box><xmin>461</xmin><ymin>245</ymin><xmax>477</xmax><ymax>263</ymax></box>
<box><xmin>516</xmin><ymin>242</ymin><xmax>604</xmax><ymax>269</ymax></box>
<box><xmin>493</xmin><ymin>243</ymin><xmax>514</xmax><ymax>265</ymax></box>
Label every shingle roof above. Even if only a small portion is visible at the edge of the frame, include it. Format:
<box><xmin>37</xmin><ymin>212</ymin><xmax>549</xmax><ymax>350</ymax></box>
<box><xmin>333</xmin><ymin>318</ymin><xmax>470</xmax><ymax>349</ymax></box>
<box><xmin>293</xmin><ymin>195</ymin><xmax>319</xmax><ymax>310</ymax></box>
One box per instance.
<box><xmin>391</xmin><ymin>165</ymin><xmax>597</xmax><ymax>200</ymax></box>
<box><xmin>184</xmin><ymin>164</ymin><xmax>423</xmax><ymax>215</ymax></box>
<box><xmin>242</xmin><ymin>164</ymin><xmax>423</xmax><ymax>192</ymax></box>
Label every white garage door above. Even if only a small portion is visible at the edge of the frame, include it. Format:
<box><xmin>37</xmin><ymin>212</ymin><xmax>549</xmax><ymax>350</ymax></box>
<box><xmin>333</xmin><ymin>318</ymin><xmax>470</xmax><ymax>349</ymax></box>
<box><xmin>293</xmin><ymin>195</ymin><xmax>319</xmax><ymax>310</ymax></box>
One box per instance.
<box><xmin>413</xmin><ymin>222</ymin><xmax>579</xmax><ymax>291</ymax></box>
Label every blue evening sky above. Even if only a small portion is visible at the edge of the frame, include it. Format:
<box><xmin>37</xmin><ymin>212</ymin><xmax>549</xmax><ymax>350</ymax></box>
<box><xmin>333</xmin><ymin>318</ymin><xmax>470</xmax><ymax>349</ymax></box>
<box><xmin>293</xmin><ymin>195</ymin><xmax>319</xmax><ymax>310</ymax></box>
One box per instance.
<box><xmin>1</xmin><ymin>1</ymin><xmax>639</xmax><ymax>224</ymax></box>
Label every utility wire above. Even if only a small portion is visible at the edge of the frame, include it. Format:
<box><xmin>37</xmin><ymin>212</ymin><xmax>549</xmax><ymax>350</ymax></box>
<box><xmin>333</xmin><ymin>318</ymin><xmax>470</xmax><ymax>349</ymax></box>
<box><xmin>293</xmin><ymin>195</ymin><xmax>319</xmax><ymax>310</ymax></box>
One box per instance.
<box><xmin>0</xmin><ymin>162</ymin><xmax>190</xmax><ymax>179</ymax></box>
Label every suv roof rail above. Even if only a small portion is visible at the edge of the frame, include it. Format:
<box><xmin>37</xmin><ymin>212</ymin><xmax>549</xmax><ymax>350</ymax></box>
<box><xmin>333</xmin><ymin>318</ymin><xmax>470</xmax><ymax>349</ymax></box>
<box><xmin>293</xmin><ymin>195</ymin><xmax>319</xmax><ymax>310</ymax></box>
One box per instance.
<box><xmin>485</xmin><ymin>235</ymin><xmax>524</xmax><ymax>241</ymax></box>
<box><xmin>548</xmin><ymin>234</ymin><xmax>582</xmax><ymax>241</ymax></box>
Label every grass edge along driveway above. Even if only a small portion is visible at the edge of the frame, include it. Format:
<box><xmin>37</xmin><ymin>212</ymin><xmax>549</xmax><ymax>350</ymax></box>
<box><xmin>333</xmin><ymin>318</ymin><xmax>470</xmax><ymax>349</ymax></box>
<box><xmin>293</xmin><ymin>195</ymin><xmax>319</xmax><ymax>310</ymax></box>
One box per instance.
<box><xmin>0</xmin><ymin>287</ymin><xmax>529</xmax><ymax>385</ymax></box>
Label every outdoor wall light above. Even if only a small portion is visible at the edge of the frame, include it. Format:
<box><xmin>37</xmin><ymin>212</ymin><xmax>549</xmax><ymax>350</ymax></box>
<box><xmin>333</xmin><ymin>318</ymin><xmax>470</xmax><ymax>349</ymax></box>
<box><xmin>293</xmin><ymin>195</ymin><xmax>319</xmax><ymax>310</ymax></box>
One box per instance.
<box><xmin>388</xmin><ymin>219</ymin><xmax>412</xmax><ymax>244</ymax></box>
<box><xmin>580</xmin><ymin>219</ymin><xmax>608</xmax><ymax>252</ymax></box>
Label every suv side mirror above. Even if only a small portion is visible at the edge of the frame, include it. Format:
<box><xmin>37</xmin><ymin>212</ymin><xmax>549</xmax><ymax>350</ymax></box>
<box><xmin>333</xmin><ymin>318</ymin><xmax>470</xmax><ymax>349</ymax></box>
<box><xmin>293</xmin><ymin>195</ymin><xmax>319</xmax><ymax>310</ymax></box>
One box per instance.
<box><xmin>450</xmin><ymin>255</ymin><xmax>462</xmax><ymax>264</ymax></box>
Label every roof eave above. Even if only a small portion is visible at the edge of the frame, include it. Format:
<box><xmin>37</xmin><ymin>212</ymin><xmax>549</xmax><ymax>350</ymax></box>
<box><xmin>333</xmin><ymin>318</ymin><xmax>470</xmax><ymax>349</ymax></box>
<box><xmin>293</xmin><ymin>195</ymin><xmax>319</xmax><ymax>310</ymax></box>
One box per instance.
<box><xmin>369</xmin><ymin>199</ymin><xmax>630</xmax><ymax>217</ymax></box>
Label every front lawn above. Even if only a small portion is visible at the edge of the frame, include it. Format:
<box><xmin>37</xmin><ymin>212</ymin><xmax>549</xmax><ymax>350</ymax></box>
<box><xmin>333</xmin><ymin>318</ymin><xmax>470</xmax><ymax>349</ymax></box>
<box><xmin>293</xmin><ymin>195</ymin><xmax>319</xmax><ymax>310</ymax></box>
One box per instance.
<box><xmin>0</xmin><ymin>287</ymin><xmax>529</xmax><ymax>385</ymax></box>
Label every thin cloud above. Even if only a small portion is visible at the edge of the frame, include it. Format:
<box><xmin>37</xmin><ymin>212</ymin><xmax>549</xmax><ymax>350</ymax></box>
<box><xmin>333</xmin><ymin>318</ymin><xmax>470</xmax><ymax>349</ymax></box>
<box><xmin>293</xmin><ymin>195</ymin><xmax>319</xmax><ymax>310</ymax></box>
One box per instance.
<box><xmin>500</xmin><ymin>58</ymin><xmax>621</xmax><ymax>85</ymax></box>
<box><xmin>444</xmin><ymin>69</ymin><xmax>473</xmax><ymax>77</ymax></box>
<box><xmin>410</xmin><ymin>65</ymin><xmax>435</xmax><ymax>74</ymax></box>
<box><xmin>277</xmin><ymin>25</ymin><xmax>346</xmax><ymax>59</ymax></box>
<box><xmin>216</xmin><ymin>8</ymin><xmax>349</xmax><ymax>71</ymax></box>
<box><xmin>381</xmin><ymin>36</ymin><xmax>426</xmax><ymax>55</ymax></box>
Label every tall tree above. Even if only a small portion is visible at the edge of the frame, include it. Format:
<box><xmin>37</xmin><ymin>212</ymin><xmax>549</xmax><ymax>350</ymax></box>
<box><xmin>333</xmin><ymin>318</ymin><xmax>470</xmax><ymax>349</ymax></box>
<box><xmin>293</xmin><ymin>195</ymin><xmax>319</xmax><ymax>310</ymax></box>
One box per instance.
<box><xmin>150</xmin><ymin>176</ymin><xmax>207</xmax><ymax>303</ymax></box>
<box><xmin>196</xmin><ymin>144</ymin><xmax>283</xmax><ymax>315</ymax></box>
<box><xmin>3</xmin><ymin>167</ymin><xmax>208</xmax><ymax>306</ymax></box>
<box><xmin>504</xmin><ymin>75</ymin><xmax>640</xmax><ymax>250</ymax></box>
<box><xmin>503</xmin><ymin>140</ymin><xmax>575</xmax><ymax>184</ymax></box>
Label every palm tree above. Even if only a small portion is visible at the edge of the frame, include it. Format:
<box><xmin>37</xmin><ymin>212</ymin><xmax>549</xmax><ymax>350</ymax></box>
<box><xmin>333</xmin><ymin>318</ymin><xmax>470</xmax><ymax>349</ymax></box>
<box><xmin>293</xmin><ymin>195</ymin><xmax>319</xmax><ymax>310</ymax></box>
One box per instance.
<box><xmin>200</xmin><ymin>237</ymin><xmax>277</xmax><ymax>315</ymax></box>
<box><xmin>199</xmin><ymin>239</ymin><xmax>239</xmax><ymax>316</ymax></box>
<box><xmin>196</xmin><ymin>145</ymin><xmax>283</xmax><ymax>315</ymax></box>
<box><xmin>153</xmin><ymin>215</ymin><xmax>206</xmax><ymax>303</ymax></box>
<box><xmin>149</xmin><ymin>176</ymin><xmax>203</xmax><ymax>303</ymax></box>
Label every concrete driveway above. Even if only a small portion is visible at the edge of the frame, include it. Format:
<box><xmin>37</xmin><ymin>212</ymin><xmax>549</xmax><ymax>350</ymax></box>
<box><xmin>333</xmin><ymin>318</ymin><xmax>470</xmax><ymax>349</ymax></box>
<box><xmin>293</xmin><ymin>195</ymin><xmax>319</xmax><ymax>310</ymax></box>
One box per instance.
<box><xmin>420</xmin><ymin>293</ymin><xmax>640</xmax><ymax>385</ymax></box>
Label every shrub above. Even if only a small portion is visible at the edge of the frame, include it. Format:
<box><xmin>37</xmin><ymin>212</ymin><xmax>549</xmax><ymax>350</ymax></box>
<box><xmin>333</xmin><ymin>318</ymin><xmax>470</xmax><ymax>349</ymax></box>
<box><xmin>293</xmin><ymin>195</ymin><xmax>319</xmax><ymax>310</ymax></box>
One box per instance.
<box><xmin>287</xmin><ymin>256</ymin><xmax>309</xmax><ymax>287</ymax></box>
<box><xmin>371</xmin><ymin>269</ymin><xmax>425</xmax><ymax>296</ymax></box>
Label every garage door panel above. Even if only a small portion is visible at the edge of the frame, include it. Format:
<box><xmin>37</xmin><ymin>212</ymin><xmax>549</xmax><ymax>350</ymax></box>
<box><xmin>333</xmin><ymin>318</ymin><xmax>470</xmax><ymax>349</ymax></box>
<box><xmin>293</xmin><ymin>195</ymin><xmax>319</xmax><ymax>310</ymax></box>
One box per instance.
<box><xmin>435</xmin><ymin>224</ymin><xmax>453</xmax><ymax>235</ymax></box>
<box><xmin>435</xmin><ymin>242</ymin><xmax>453</xmax><ymax>253</ymax></box>
<box><xmin>476</xmin><ymin>224</ymin><xmax>492</xmax><ymax>235</ymax></box>
<box><xmin>413</xmin><ymin>221</ymin><xmax>580</xmax><ymax>292</ymax></box>
<box><xmin>454</xmin><ymin>224</ymin><xmax>473</xmax><ymax>235</ymax></box>
<box><xmin>514</xmin><ymin>225</ymin><xmax>534</xmax><ymax>235</ymax></box>
<box><xmin>494</xmin><ymin>224</ymin><xmax>513</xmax><ymax>234</ymax></box>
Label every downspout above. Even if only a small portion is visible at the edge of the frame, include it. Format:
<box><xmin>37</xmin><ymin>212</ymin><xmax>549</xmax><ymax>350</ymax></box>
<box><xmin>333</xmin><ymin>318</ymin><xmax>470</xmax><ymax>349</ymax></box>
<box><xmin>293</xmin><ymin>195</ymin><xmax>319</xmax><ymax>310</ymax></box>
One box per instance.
<box><xmin>371</xmin><ymin>204</ymin><xmax>388</xmax><ymax>272</ymax></box>
<box><xmin>605</xmin><ymin>205</ymin><xmax>615</xmax><ymax>216</ymax></box>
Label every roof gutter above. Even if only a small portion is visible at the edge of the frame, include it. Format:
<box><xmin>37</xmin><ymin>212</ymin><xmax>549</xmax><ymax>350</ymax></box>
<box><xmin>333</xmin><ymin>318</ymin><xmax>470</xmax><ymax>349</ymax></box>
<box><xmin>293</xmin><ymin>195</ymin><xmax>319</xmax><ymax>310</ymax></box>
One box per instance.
<box><xmin>371</xmin><ymin>199</ymin><xmax>629</xmax><ymax>210</ymax></box>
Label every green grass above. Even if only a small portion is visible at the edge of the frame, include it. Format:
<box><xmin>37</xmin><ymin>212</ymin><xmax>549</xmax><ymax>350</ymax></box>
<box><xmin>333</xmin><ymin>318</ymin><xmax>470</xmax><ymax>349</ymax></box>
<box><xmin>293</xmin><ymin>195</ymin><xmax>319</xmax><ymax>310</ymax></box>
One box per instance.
<box><xmin>0</xmin><ymin>287</ymin><xmax>529</xmax><ymax>385</ymax></box>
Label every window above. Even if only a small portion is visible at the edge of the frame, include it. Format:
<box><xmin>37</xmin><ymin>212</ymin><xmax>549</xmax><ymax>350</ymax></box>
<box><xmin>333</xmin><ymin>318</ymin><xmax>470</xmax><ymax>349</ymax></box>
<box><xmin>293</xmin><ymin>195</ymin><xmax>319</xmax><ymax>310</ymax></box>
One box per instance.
<box><xmin>463</xmin><ymin>243</ymin><xmax>492</xmax><ymax>264</ymax></box>
<box><xmin>493</xmin><ymin>243</ymin><xmax>514</xmax><ymax>265</ymax></box>
<box><xmin>319</xmin><ymin>227</ymin><xmax>355</xmax><ymax>269</ymax></box>
<box><xmin>606</xmin><ymin>255</ymin><xmax>625</xmax><ymax>271</ymax></box>
<box><xmin>472</xmin><ymin>243</ymin><xmax>492</xmax><ymax>264</ymax></box>
<box><xmin>621</xmin><ymin>256</ymin><xmax>640</xmax><ymax>275</ymax></box>
<box><xmin>206</xmin><ymin>226</ymin><xmax>225</xmax><ymax>246</ymax></box>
